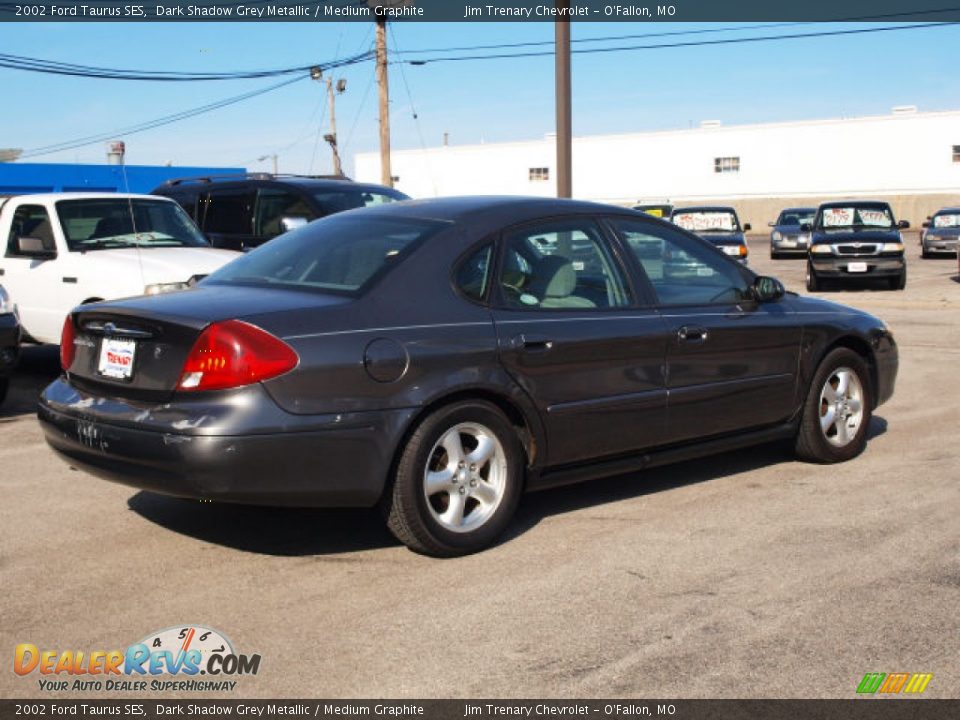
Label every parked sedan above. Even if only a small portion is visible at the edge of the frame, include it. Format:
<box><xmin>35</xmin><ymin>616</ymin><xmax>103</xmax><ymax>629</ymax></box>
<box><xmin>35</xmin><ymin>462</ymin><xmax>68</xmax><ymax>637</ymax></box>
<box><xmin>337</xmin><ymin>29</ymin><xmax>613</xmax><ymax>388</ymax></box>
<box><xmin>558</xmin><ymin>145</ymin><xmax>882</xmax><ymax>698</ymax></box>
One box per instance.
<box><xmin>769</xmin><ymin>207</ymin><xmax>816</xmax><ymax>259</ymax></box>
<box><xmin>0</xmin><ymin>285</ymin><xmax>21</xmax><ymax>406</ymax></box>
<box><xmin>920</xmin><ymin>207</ymin><xmax>960</xmax><ymax>258</ymax></box>
<box><xmin>806</xmin><ymin>201</ymin><xmax>908</xmax><ymax>291</ymax></box>
<box><xmin>39</xmin><ymin>197</ymin><xmax>898</xmax><ymax>557</ymax></box>
<box><xmin>671</xmin><ymin>206</ymin><xmax>751</xmax><ymax>264</ymax></box>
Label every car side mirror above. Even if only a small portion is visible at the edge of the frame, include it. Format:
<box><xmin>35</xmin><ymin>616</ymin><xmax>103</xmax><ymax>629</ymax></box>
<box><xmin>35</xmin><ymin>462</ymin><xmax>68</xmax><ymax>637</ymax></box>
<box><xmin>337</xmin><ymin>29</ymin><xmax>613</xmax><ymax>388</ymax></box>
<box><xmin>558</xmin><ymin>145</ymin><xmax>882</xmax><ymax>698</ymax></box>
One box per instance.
<box><xmin>922</xmin><ymin>221</ymin><xmax>930</xmax><ymax>228</ymax></box>
<box><xmin>767</xmin><ymin>221</ymin><xmax>775</xmax><ymax>227</ymax></box>
<box><xmin>743</xmin><ymin>223</ymin><xmax>752</xmax><ymax>232</ymax></box>
<box><xmin>752</xmin><ymin>275</ymin><xmax>785</xmax><ymax>303</ymax></box>
<box><xmin>280</xmin><ymin>216</ymin><xmax>309</xmax><ymax>233</ymax></box>
<box><xmin>800</xmin><ymin>223</ymin><xmax>812</xmax><ymax>232</ymax></box>
<box><xmin>15</xmin><ymin>236</ymin><xmax>56</xmax><ymax>259</ymax></box>
<box><xmin>897</xmin><ymin>220</ymin><xmax>910</xmax><ymax>229</ymax></box>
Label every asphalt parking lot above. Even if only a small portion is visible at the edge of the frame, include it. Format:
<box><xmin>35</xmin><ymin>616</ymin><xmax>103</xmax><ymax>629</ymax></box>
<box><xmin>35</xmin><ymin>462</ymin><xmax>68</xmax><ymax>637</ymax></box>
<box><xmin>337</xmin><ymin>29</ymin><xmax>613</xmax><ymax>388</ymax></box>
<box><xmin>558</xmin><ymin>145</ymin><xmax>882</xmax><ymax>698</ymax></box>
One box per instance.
<box><xmin>2</xmin><ymin>236</ymin><xmax>958</xmax><ymax>700</ymax></box>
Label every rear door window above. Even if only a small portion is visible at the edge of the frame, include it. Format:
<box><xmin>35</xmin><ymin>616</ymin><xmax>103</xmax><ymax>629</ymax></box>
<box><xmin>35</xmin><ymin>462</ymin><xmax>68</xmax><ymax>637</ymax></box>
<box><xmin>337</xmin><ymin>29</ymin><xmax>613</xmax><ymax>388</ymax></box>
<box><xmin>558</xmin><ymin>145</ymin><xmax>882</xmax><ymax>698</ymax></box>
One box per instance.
<box><xmin>254</xmin><ymin>189</ymin><xmax>313</xmax><ymax>240</ymax></box>
<box><xmin>497</xmin><ymin>220</ymin><xmax>631</xmax><ymax>310</ymax></box>
<box><xmin>202</xmin><ymin>190</ymin><xmax>254</xmax><ymax>235</ymax></box>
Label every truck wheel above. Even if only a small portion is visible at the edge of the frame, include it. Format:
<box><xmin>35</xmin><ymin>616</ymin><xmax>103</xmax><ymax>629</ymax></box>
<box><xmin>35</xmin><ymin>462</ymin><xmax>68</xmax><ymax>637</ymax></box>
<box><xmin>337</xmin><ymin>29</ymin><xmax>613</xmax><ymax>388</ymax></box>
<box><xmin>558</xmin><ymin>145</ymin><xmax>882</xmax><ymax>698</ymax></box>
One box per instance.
<box><xmin>384</xmin><ymin>400</ymin><xmax>524</xmax><ymax>557</ymax></box>
<box><xmin>889</xmin><ymin>269</ymin><xmax>906</xmax><ymax>290</ymax></box>
<box><xmin>795</xmin><ymin>348</ymin><xmax>872</xmax><ymax>464</ymax></box>
<box><xmin>806</xmin><ymin>262</ymin><xmax>819</xmax><ymax>292</ymax></box>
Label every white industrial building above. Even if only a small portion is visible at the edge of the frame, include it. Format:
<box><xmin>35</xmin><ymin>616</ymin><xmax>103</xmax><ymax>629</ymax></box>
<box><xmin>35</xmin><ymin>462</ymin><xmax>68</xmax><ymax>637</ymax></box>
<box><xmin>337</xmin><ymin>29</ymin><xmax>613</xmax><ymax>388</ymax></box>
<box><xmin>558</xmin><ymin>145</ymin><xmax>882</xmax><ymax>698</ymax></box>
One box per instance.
<box><xmin>355</xmin><ymin>107</ymin><xmax>960</xmax><ymax>223</ymax></box>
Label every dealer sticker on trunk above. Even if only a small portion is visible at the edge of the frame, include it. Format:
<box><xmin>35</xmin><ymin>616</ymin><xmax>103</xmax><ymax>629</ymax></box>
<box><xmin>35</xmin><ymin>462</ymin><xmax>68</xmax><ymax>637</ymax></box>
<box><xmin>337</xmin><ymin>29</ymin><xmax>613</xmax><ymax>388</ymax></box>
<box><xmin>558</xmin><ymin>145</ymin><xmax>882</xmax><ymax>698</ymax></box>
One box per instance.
<box><xmin>97</xmin><ymin>338</ymin><xmax>136</xmax><ymax>379</ymax></box>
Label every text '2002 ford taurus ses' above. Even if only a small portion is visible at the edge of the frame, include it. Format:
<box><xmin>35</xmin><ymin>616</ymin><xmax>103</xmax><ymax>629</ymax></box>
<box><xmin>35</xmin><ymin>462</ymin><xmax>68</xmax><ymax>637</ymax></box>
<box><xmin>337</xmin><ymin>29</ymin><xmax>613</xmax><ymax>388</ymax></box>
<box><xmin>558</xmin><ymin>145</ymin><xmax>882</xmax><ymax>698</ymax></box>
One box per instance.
<box><xmin>38</xmin><ymin>197</ymin><xmax>898</xmax><ymax>557</ymax></box>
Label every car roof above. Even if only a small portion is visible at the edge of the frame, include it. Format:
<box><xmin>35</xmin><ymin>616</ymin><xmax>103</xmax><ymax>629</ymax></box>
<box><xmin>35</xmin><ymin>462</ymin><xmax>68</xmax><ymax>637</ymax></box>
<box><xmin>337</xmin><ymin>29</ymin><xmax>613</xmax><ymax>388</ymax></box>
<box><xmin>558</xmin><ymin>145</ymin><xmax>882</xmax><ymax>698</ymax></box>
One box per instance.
<box><xmin>778</xmin><ymin>207</ymin><xmax>816</xmax><ymax>214</ymax></box>
<box><xmin>818</xmin><ymin>200</ymin><xmax>891</xmax><ymax>208</ymax></box>
<box><xmin>932</xmin><ymin>206</ymin><xmax>960</xmax><ymax>214</ymax></box>
<box><xmin>336</xmin><ymin>195</ymin><xmax>642</xmax><ymax>226</ymax></box>
<box><xmin>157</xmin><ymin>175</ymin><xmax>390</xmax><ymax>193</ymax></box>
<box><xmin>672</xmin><ymin>205</ymin><xmax>738</xmax><ymax>213</ymax></box>
<box><xmin>3</xmin><ymin>192</ymin><xmax>171</xmax><ymax>203</ymax></box>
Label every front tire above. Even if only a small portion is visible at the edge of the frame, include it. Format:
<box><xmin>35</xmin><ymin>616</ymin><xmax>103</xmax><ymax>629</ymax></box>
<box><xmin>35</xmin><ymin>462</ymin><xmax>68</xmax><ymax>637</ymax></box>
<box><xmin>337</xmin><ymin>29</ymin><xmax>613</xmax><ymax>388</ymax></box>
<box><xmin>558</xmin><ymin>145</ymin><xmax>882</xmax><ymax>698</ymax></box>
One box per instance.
<box><xmin>806</xmin><ymin>262</ymin><xmax>819</xmax><ymax>292</ymax></box>
<box><xmin>384</xmin><ymin>400</ymin><xmax>524</xmax><ymax>557</ymax></box>
<box><xmin>888</xmin><ymin>268</ymin><xmax>906</xmax><ymax>290</ymax></box>
<box><xmin>795</xmin><ymin>348</ymin><xmax>872</xmax><ymax>464</ymax></box>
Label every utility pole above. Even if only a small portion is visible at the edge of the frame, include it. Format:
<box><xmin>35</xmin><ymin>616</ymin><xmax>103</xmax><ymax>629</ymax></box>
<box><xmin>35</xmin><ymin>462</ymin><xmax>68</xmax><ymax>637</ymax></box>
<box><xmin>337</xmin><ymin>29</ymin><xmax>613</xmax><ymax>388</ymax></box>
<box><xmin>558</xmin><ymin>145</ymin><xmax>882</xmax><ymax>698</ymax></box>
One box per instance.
<box><xmin>257</xmin><ymin>153</ymin><xmax>278</xmax><ymax>174</ymax></box>
<box><xmin>555</xmin><ymin>0</ymin><xmax>572</xmax><ymax>199</ymax></box>
<box><xmin>375</xmin><ymin>16</ymin><xmax>392</xmax><ymax>187</ymax></box>
<box><xmin>324</xmin><ymin>76</ymin><xmax>346</xmax><ymax>176</ymax></box>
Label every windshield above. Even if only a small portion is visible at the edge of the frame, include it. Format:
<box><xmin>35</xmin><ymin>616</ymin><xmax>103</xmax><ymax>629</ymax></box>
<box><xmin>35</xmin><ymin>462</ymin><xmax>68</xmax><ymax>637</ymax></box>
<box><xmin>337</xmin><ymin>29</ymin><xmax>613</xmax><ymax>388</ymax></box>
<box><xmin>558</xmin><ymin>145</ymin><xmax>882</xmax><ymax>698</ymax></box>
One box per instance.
<box><xmin>204</xmin><ymin>214</ymin><xmax>445</xmax><ymax>295</ymax></box>
<box><xmin>777</xmin><ymin>210</ymin><xmax>815</xmax><ymax>226</ymax></box>
<box><xmin>932</xmin><ymin>213</ymin><xmax>960</xmax><ymax>228</ymax></box>
<box><xmin>57</xmin><ymin>199</ymin><xmax>208</xmax><ymax>251</ymax></box>
<box><xmin>310</xmin><ymin>188</ymin><xmax>407</xmax><ymax>216</ymax></box>
<box><xmin>672</xmin><ymin>210</ymin><xmax>739</xmax><ymax>233</ymax></box>
<box><xmin>819</xmin><ymin>206</ymin><xmax>894</xmax><ymax>229</ymax></box>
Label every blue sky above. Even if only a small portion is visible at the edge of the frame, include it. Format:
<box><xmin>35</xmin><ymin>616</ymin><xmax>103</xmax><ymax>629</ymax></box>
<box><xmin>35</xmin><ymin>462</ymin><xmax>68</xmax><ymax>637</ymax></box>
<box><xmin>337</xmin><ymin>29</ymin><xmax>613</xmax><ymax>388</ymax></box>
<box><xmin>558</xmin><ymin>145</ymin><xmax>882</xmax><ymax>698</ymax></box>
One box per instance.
<box><xmin>1</xmin><ymin>21</ymin><xmax>958</xmax><ymax>175</ymax></box>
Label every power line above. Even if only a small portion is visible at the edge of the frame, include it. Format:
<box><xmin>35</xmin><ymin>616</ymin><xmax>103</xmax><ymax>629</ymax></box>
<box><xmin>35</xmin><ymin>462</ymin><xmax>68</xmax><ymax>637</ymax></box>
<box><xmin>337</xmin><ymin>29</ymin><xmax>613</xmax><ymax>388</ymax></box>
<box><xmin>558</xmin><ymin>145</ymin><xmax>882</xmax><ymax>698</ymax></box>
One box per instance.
<box><xmin>0</xmin><ymin>49</ymin><xmax>373</xmax><ymax>81</ymax></box>
<box><xmin>399</xmin><ymin>22</ymin><xmax>959</xmax><ymax>65</ymax></box>
<box><xmin>20</xmin><ymin>76</ymin><xmax>307</xmax><ymax>159</ymax></box>
<box><xmin>393</xmin><ymin>8</ymin><xmax>960</xmax><ymax>55</ymax></box>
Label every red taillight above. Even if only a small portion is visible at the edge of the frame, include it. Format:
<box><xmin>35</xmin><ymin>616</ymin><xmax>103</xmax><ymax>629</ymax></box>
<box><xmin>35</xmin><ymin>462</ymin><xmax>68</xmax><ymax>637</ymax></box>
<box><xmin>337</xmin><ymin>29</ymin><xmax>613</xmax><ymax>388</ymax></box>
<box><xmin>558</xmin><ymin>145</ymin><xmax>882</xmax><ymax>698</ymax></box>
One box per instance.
<box><xmin>177</xmin><ymin>320</ymin><xmax>298</xmax><ymax>392</ymax></box>
<box><xmin>60</xmin><ymin>315</ymin><xmax>76</xmax><ymax>371</ymax></box>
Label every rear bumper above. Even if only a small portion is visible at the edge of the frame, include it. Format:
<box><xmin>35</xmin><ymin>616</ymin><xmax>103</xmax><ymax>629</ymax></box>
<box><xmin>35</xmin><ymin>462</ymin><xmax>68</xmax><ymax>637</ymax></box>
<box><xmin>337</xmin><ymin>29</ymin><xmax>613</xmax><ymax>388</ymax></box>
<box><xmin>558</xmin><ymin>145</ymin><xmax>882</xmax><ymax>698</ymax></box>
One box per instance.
<box><xmin>810</xmin><ymin>256</ymin><xmax>905</xmax><ymax>278</ymax></box>
<box><xmin>0</xmin><ymin>313</ymin><xmax>20</xmax><ymax>377</ymax></box>
<box><xmin>38</xmin><ymin>378</ymin><xmax>416</xmax><ymax>507</ymax></box>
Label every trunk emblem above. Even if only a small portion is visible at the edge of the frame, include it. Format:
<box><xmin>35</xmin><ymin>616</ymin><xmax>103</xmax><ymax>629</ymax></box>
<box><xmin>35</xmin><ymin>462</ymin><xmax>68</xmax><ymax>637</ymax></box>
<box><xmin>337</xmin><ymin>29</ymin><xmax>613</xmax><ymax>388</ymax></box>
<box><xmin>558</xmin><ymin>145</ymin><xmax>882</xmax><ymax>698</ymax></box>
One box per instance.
<box><xmin>103</xmin><ymin>322</ymin><xmax>117</xmax><ymax>336</ymax></box>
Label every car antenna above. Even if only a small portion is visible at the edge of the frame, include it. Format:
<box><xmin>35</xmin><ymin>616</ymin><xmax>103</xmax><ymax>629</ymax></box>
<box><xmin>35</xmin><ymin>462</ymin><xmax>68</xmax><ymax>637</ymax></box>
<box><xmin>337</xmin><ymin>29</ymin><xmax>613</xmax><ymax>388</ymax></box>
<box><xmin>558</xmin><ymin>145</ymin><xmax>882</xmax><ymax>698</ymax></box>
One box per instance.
<box><xmin>118</xmin><ymin>155</ymin><xmax>146</xmax><ymax>292</ymax></box>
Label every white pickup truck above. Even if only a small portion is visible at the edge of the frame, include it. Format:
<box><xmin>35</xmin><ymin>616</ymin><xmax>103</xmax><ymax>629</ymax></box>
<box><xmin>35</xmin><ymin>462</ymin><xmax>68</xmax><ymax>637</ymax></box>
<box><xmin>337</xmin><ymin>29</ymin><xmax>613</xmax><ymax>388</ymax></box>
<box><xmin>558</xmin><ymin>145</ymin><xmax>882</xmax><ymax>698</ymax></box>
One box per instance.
<box><xmin>0</xmin><ymin>193</ymin><xmax>239</xmax><ymax>344</ymax></box>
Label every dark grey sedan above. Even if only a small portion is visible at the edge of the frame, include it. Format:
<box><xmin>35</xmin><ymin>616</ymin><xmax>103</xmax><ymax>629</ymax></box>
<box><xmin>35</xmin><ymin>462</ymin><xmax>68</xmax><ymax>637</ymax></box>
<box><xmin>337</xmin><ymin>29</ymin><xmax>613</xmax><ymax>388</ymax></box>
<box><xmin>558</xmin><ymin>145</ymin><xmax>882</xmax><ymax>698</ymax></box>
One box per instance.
<box><xmin>39</xmin><ymin>197</ymin><xmax>898</xmax><ymax>556</ymax></box>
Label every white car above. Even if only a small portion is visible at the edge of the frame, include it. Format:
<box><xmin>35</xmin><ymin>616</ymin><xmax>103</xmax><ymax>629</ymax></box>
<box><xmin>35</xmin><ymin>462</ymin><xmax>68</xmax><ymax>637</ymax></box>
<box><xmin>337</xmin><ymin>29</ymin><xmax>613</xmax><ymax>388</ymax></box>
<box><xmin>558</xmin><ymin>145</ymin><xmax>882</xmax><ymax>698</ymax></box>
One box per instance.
<box><xmin>0</xmin><ymin>193</ymin><xmax>239</xmax><ymax>344</ymax></box>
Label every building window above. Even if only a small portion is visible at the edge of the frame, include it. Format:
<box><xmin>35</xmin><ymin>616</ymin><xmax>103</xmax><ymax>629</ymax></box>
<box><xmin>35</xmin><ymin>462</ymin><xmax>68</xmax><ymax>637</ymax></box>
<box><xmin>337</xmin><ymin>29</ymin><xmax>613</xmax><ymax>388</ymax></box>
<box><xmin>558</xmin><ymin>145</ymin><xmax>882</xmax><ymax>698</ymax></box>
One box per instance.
<box><xmin>714</xmin><ymin>157</ymin><xmax>740</xmax><ymax>174</ymax></box>
<box><xmin>953</xmin><ymin>145</ymin><xmax>960</xmax><ymax>163</ymax></box>
<box><xmin>529</xmin><ymin>167</ymin><xmax>550</xmax><ymax>182</ymax></box>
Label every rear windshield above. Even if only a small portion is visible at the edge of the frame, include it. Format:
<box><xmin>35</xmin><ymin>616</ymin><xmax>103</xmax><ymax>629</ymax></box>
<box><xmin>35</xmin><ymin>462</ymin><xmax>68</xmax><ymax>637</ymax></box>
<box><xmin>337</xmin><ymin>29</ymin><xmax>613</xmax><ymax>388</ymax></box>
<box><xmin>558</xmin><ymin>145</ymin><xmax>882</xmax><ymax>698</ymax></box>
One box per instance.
<box><xmin>203</xmin><ymin>214</ymin><xmax>446</xmax><ymax>295</ymax></box>
<box><xmin>57</xmin><ymin>198</ymin><xmax>208</xmax><ymax>251</ymax></box>
<box><xmin>819</xmin><ymin>206</ymin><xmax>894</xmax><ymax>229</ymax></box>
<box><xmin>672</xmin><ymin>210</ymin><xmax>740</xmax><ymax>233</ymax></box>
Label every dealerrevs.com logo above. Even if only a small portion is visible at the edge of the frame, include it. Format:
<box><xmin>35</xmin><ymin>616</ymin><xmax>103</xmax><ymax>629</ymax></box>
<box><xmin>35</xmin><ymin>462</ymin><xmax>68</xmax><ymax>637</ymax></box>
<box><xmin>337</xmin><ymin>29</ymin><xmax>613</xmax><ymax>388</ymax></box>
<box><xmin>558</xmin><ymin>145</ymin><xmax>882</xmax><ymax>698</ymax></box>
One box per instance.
<box><xmin>14</xmin><ymin>625</ymin><xmax>261</xmax><ymax>693</ymax></box>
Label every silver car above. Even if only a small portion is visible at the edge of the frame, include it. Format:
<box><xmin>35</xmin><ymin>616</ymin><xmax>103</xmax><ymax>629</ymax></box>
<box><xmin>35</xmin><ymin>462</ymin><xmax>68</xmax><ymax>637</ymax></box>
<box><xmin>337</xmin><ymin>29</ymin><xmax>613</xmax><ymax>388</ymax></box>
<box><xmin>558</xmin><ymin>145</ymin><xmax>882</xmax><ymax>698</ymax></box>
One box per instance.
<box><xmin>769</xmin><ymin>207</ymin><xmax>816</xmax><ymax>258</ymax></box>
<box><xmin>921</xmin><ymin>207</ymin><xmax>960</xmax><ymax>258</ymax></box>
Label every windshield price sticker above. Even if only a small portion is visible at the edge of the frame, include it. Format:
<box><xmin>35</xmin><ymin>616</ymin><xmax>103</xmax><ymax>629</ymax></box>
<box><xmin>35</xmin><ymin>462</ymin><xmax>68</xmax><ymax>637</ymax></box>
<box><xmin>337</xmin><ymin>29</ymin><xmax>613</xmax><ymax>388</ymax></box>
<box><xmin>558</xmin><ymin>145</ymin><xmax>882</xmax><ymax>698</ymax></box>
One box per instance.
<box><xmin>674</xmin><ymin>212</ymin><xmax>736</xmax><ymax>231</ymax></box>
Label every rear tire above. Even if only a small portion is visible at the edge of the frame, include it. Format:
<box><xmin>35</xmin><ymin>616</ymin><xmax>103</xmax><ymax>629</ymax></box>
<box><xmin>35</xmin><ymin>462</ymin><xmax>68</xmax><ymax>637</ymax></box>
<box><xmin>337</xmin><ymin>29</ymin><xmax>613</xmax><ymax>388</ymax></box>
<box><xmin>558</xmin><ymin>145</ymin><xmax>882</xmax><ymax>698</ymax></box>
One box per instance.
<box><xmin>795</xmin><ymin>348</ymin><xmax>872</xmax><ymax>464</ymax></box>
<box><xmin>384</xmin><ymin>400</ymin><xmax>524</xmax><ymax>557</ymax></box>
<box><xmin>0</xmin><ymin>377</ymin><xmax>8</xmax><ymax>406</ymax></box>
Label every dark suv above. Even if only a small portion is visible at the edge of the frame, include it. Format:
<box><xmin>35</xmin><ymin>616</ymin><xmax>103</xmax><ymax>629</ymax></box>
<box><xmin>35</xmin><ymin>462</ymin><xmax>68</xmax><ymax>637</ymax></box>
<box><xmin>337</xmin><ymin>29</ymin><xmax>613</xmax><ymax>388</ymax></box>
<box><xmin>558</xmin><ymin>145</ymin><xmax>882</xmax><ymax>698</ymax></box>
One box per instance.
<box><xmin>152</xmin><ymin>174</ymin><xmax>409</xmax><ymax>251</ymax></box>
<box><xmin>805</xmin><ymin>201</ymin><xmax>908</xmax><ymax>291</ymax></box>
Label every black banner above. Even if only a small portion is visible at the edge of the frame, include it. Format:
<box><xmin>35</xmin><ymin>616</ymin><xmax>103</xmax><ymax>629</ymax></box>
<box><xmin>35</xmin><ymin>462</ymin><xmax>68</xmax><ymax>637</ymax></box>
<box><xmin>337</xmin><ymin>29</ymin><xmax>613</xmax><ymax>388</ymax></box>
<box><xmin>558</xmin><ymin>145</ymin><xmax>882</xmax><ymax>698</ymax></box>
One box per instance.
<box><xmin>2</xmin><ymin>700</ymin><xmax>960</xmax><ymax>720</ymax></box>
<box><xmin>2</xmin><ymin>0</ymin><xmax>960</xmax><ymax>23</ymax></box>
